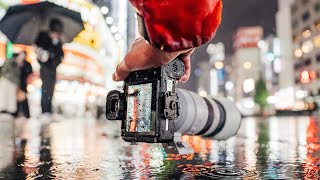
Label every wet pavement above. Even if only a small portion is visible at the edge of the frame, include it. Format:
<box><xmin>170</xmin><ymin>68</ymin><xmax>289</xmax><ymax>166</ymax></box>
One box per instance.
<box><xmin>0</xmin><ymin>115</ymin><xmax>320</xmax><ymax>179</ymax></box>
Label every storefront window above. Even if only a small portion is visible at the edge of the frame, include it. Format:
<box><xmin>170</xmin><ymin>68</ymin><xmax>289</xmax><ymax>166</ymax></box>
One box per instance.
<box><xmin>302</xmin><ymin>11</ymin><xmax>310</xmax><ymax>22</ymax></box>
<box><xmin>304</xmin><ymin>58</ymin><xmax>311</xmax><ymax>66</ymax></box>
<box><xmin>292</xmin><ymin>19</ymin><xmax>299</xmax><ymax>30</ymax></box>
<box><xmin>315</xmin><ymin>20</ymin><xmax>320</xmax><ymax>32</ymax></box>
<box><xmin>315</xmin><ymin>2</ymin><xmax>320</xmax><ymax>12</ymax></box>
<box><xmin>291</xmin><ymin>4</ymin><xmax>298</xmax><ymax>14</ymax></box>
<box><xmin>303</xmin><ymin>0</ymin><xmax>309</xmax><ymax>5</ymax></box>
<box><xmin>316</xmin><ymin>53</ymin><xmax>320</xmax><ymax>62</ymax></box>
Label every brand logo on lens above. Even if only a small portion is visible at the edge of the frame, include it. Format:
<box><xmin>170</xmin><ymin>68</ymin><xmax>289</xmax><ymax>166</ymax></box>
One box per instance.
<box><xmin>106</xmin><ymin>59</ymin><xmax>242</xmax><ymax>145</ymax></box>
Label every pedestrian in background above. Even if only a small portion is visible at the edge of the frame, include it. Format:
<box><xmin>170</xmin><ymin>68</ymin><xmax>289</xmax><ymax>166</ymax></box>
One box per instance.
<box><xmin>0</xmin><ymin>53</ymin><xmax>21</xmax><ymax>116</ymax></box>
<box><xmin>34</xmin><ymin>18</ymin><xmax>64</xmax><ymax>115</ymax></box>
<box><xmin>15</xmin><ymin>51</ymin><xmax>33</xmax><ymax>119</ymax></box>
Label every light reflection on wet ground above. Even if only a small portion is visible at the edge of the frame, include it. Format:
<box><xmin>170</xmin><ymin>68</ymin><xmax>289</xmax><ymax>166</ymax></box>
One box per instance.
<box><xmin>0</xmin><ymin>115</ymin><xmax>319</xmax><ymax>179</ymax></box>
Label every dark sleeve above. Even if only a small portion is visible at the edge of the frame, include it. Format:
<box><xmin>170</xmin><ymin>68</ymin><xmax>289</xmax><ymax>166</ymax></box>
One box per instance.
<box><xmin>25</xmin><ymin>62</ymin><xmax>33</xmax><ymax>77</ymax></box>
<box><xmin>35</xmin><ymin>31</ymin><xmax>49</xmax><ymax>48</ymax></box>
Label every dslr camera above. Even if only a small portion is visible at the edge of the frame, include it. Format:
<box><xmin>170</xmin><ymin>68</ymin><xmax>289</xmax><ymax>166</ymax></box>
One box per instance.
<box><xmin>106</xmin><ymin>59</ymin><xmax>242</xmax><ymax>145</ymax></box>
<box><xmin>106</xmin><ymin>59</ymin><xmax>185</xmax><ymax>143</ymax></box>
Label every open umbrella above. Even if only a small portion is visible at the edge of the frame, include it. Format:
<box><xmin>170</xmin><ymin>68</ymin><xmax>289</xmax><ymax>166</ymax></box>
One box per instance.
<box><xmin>0</xmin><ymin>1</ymin><xmax>84</xmax><ymax>45</ymax></box>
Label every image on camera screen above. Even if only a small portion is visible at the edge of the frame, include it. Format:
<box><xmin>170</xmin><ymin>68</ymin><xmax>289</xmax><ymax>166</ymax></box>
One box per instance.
<box><xmin>126</xmin><ymin>83</ymin><xmax>152</xmax><ymax>133</ymax></box>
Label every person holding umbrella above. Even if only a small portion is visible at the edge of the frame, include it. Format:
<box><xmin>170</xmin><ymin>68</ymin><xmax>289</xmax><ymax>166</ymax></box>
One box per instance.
<box><xmin>0</xmin><ymin>1</ymin><xmax>84</xmax><ymax>117</ymax></box>
<box><xmin>34</xmin><ymin>19</ymin><xmax>64</xmax><ymax>115</ymax></box>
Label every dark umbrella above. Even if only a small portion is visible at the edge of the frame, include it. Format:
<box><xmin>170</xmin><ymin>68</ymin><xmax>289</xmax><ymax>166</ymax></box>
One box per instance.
<box><xmin>0</xmin><ymin>1</ymin><xmax>84</xmax><ymax>45</ymax></box>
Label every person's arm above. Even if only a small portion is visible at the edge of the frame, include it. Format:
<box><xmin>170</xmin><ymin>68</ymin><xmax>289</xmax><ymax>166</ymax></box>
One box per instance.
<box><xmin>34</xmin><ymin>32</ymin><xmax>51</xmax><ymax>63</ymax></box>
<box><xmin>112</xmin><ymin>38</ymin><xmax>194</xmax><ymax>83</ymax></box>
<box><xmin>25</xmin><ymin>61</ymin><xmax>33</xmax><ymax>77</ymax></box>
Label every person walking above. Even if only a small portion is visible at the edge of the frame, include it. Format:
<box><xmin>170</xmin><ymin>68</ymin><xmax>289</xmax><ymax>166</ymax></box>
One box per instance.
<box><xmin>34</xmin><ymin>18</ymin><xmax>64</xmax><ymax>115</ymax></box>
<box><xmin>15</xmin><ymin>51</ymin><xmax>33</xmax><ymax>119</ymax></box>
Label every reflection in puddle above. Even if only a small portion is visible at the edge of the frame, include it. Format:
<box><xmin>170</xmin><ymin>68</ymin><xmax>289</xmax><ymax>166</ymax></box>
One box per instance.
<box><xmin>0</xmin><ymin>116</ymin><xmax>319</xmax><ymax>179</ymax></box>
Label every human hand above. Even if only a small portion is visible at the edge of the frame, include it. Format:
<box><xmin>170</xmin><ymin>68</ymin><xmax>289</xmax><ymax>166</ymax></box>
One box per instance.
<box><xmin>112</xmin><ymin>38</ymin><xmax>194</xmax><ymax>83</ymax></box>
<box><xmin>35</xmin><ymin>47</ymin><xmax>49</xmax><ymax>63</ymax></box>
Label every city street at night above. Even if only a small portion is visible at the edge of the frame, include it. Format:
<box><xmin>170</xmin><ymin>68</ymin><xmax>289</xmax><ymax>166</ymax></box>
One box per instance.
<box><xmin>0</xmin><ymin>115</ymin><xmax>319</xmax><ymax>179</ymax></box>
<box><xmin>1</xmin><ymin>0</ymin><xmax>320</xmax><ymax>179</ymax></box>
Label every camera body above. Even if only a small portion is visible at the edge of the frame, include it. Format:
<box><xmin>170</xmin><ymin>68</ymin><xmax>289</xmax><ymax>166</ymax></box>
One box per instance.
<box><xmin>106</xmin><ymin>59</ymin><xmax>185</xmax><ymax>143</ymax></box>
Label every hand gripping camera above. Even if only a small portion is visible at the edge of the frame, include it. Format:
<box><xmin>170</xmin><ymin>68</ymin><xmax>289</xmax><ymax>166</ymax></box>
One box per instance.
<box><xmin>106</xmin><ymin>59</ymin><xmax>185</xmax><ymax>143</ymax></box>
<box><xmin>106</xmin><ymin>59</ymin><xmax>242</xmax><ymax>145</ymax></box>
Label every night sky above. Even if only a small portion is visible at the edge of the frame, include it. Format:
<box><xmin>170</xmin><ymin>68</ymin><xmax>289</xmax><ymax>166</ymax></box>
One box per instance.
<box><xmin>213</xmin><ymin>0</ymin><xmax>278</xmax><ymax>55</ymax></box>
<box><xmin>181</xmin><ymin>0</ymin><xmax>279</xmax><ymax>91</ymax></box>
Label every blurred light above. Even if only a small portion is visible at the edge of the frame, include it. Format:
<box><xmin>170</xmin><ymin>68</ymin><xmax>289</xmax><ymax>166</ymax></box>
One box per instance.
<box><xmin>110</xmin><ymin>26</ymin><xmax>118</xmax><ymax>33</ymax></box>
<box><xmin>27</xmin><ymin>84</ymin><xmax>35</xmax><ymax>93</ymax></box>
<box><xmin>106</xmin><ymin>17</ymin><xmax>113</xmax><ymax>24</ymax></box>
<box><xmin>225</xmin><ymin>81</ymin><xmax>234</xmax><ymax>91</ymax></box>
<box><xmin>266</xmin><ymin>52</ymin><xmax>275</xmax><ymax>62</ymax></box>
<box><xmin>294</xmin><ymin>49</ymin><xmax>303</xmax><ymax>58</ymax></box>
<box><xmin>214</xmin><ymin>61</ymin><xmax>224</xmax><ymax>69</ymax></box>
<box><xmin>267</xmin><ymin>96</ymin><xmax>278</xmax><ymax>104</ymax></box>
<box><xmin>118</xmin><ymin>40</ymin><xmax>125</xmax><ymax>47</ymax></box>
<box><xmin>85</xmin><ymin>23</ymin><xmax>94</xmax><ymax>33</ymax></box>
<box><xmin>114</xmin><ymin>33</ymin><xmax>121</xmax><ymax>41</ymax></box>
<box><xmin>310</xmin><ymin>71</ymin><xmax>316</xmax><ymax>80</ymax></box>
<box><xmin>273</xmin><ymin>38</ymin><xmax>281</xmax><ymax>56</ymax></box>
<box><xmin>243</xmin><ymin>61</ymin><xmax>252</xmax><ymax>70</ymax></box>
<box><xmin>300</xmin><ymin>70</ymin><xmax>310</xmax><ymax>84</ymax></box>
<box><xmin>210</xmin><ymin>69</ymin><xmax>218</xmax><ymax>95</ymax></box>
<box><xmin>257</xmin><ymin>40</ymin><xmax>266</xmax><ymax>49</ymax></box>
<box><xmin>244</xmin><ymin>100</ymin><xmax>255</xmax><ymax>109</ymax></box>
<box><xmin>273</xmin><ymin>58</ymin><xmax>282</xmax><ymax>73</ymax></box>
<box><xmin>206</xmin><ymin>44</ymin><xmax>215</xmax><ymax>55</ymax></box>
<box><xmin>243</xmin><ymin>78</ymin><xmax>255</xmax><ymax>93</ymax></box>
<box><xmin>296</xmin><ymin>90</ymin><xmax>308</xmax><ymax>99</ymax></box>
<box><xmin>30</xmin><ymin>52</ymin><xmax>37</xmax><ymax>60</ymax></box>
<box><xmin>313</xmin><ymin>35</ymin><xmax>320</xmax><ymax>48</ymax></box>
<box><xmin>302</xmin><ymin>29</ymin><xmax>311</xmax><ymax>38</ymax></box>
<box><xmin>227</xmin><ymin>96</ymin><xmax>234</xmax><ymax>102</ymax></box>
<box><xmin>100</xmin><ymin>49</ymin><xmax>106</xmax><ymax>55</ymax></box>
<box><xmin>34</xmin><ymin>79</ymin><xmax>42</xmax><ymax>87</ymax></box>
<box><xmin>274</xmin><ymin>87</ymin><xmax>295</xmax><ymax>110</ymax></box>
<box><xmin>199</xmin><ymin>90</ymin><xmax>207</xmax><ymax>97</ymax></box>
<box><xmin>101</xmin><ymin>6</ymin><xmax>109</xmax><ymax>15</ymax></box>
<box><xmin>302</xmin><ymin>40</ymin><xmax>314</xmax><ymax>53</ymax></box>
<box><xmin>316</xmin><ymin>22</ymin><xmax>320</xmax><ymax>31</ymax></box>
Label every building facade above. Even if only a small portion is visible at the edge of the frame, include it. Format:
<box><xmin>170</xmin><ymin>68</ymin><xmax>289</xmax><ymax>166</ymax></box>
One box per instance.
<box><xmin>291</xmin><ymin>0</ymin><xmax>320</xmax><ymax>97</ymax></box>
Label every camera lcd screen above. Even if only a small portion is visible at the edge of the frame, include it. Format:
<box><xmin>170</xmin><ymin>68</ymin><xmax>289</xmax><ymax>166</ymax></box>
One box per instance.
<box><xmin>126</xmin><ymin>83</ymin><xmax>152</xmax><ymax>133</ymax></box>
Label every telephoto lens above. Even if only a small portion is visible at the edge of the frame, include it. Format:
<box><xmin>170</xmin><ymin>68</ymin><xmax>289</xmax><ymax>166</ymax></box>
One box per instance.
<box><xmin>174</xmin><ymin>89</ymin><xmax>242</xmax><ymax>140</ymax></box>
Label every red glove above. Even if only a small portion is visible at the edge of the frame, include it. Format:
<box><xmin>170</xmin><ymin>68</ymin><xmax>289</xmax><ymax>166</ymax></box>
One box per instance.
<box><xmin>130</xmin><ymin>0</ymin><xmax>222</xmax><ymax>51</ymax></box>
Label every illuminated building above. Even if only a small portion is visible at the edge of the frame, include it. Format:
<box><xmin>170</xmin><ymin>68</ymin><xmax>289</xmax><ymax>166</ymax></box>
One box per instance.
<box><xmin>231</xmin><ymin>26</ymin><xmax>263</xmax><ymax>115</ymax></box>
<box><xmin>291</xmin><ymin>0</ymin><xmax>320</xmax><ymax>99</ymax></box>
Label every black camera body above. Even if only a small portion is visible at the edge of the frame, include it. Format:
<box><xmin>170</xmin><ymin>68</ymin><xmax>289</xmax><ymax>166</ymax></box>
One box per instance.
<box><xmin>106</xmin><ymin>59</ymin><xmax>185</xmax><ymax>143</ymax></box>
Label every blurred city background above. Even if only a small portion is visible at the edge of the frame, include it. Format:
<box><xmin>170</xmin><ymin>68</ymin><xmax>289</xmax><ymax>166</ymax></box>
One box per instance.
<box><xmin>0</xmin><ymin>0</ymin><xmax>318</xmax><ymax>117</ymax></box>
<box><xmin>1</xmin><ymin>0</ymin><xmax>320</xmax><ymax>179</ymax></box>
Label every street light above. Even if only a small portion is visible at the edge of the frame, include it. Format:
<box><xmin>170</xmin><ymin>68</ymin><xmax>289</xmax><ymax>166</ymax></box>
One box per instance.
<box><xmin>110</xmin><ymin>26</ymin><xmax>118</xmax><ymax>33</ymax></box>
<box><xmin>214</xmin><ymin>61</ymin><xmax>224</xmax><ymax>69</ymax></box>
<box><xmin>114</xmin><ymin>33</ymin><xmax>121</xmax><ymax>41</ymax></box>
<box><xmin>294</xmin><ymin>48</ymin><xmax>303</xmax><ymax>58</ymax></box>
<box><xmin>106</xmin><ymin>17</ymin><xmax>113</xmax><ymax>24</ymax></box>
<box><xmin>101</xmin><ymin>6</ymin><xmax>109</xmax><ymax>15</ymax></box>
<box><xmin>243</xmin><ymin>61</ymin><xmax>252</xmax><ymax>70</ymax></box>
